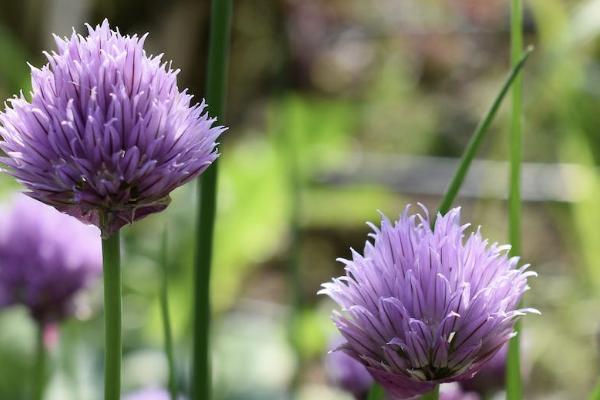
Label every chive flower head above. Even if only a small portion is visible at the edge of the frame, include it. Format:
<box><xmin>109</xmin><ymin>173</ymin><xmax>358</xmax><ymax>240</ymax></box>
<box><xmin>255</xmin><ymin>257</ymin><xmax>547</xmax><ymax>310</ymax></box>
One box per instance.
<box><xmin>0</xmin><ymin>20</ymin><xmax>224</xmax><ymax>236</ymax></box>
<box><xmin>320</xmin><ymin>206</ymin><xmax>538</xmax><ymax>399</ymax></box>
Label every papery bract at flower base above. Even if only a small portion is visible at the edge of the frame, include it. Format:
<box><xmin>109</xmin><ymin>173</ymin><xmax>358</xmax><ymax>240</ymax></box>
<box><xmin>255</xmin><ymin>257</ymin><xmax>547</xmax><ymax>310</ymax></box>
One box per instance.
<box><xmin>0</xmin><ymin>20</ymin><xmax>225</xmax><ymax>237</ymax></box>
<box><xmin>320</xmin><ymin>206</ymin><xmax>538</xmax><ymax>399</ymax></box>
<box><xmin>0</xmin><ymin>195</ymin><xmax>101</xmax><ymax>324</ymax></box>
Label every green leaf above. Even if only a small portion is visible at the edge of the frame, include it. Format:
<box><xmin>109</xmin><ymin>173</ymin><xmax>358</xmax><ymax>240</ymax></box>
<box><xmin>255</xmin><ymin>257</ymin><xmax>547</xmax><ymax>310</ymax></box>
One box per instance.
<box><xmin>436</xmin><ymin>46</ymin><xmax>533</xmax><ymax>216</ymax></box>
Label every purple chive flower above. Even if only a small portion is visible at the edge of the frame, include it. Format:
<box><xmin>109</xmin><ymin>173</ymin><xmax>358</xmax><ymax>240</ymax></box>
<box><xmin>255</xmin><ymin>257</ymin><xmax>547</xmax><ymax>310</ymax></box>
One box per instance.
<box><xmin>440</xmin><ymin>383</ymin><xmax>480</xmax><ymax>400</ymax></box>
<box><xmin>0</xmin><ymin>195</ymin><xmax>101</xmax><ymax>324</ymax></box>
<box><xmin>124</xmin><ymin>388</ymin><xmax>182</xmax><ymax>400</ymax></box>
<box><xmin>0</xmin><ymin>20</ymin><xmax>225</xmax><ymax>237</ymax></box>
<box><xmin>319</xmin><ymin>206</ymin><xmax>538</xmax><ymax>399</ymax></box>
<box><xmin>325</xmin><ymin>336</ymin><xmax>374</xmax><ymax>399</ymax></box>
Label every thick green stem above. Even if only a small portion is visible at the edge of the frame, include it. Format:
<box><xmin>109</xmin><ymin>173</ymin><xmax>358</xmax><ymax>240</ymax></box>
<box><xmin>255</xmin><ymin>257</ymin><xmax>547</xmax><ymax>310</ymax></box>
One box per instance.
<box><xmin>192</xmin><ymin>148</ymin><xmax>217</xmax><ymax>400</ymax></box>
<box><xmin>32</xmin><ymin>323</ymin><xmax>47</xmax><ymax>400</ymax></box>
<box><xmin>102</xmin><ymin>231</ymin><xmax>122</xmax><ymax>400</ymax></box>
<box><xmin>506</xmin><ymin>0</ymin><xmax>524</xmax><ymax>399</ymax></box>
<box><xmin>160</xmin><ymin>229</ymin><xmax>177</xmax><ymax>400</ymax></box>
<box><xmin>436</xmin><ymin>46</ymin><xmax>532</xmax><ymax>217</ymax></box>
<box><xmin>421</xmin><ymin>385</ymin><xmax>439</xmax><ymax>400</ymax></box>
<box><xmin>191</xmin><ymin>1</ymin><xmax>233</xmax><ymax>399</ymax></box>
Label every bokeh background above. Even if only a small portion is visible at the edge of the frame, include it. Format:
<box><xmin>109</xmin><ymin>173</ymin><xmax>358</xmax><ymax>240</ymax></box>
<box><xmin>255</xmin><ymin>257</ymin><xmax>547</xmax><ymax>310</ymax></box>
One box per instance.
<box><xmin>0</xmin><ymin>0</ymin><xmax>599</xmax><ymax>399</ymax></box>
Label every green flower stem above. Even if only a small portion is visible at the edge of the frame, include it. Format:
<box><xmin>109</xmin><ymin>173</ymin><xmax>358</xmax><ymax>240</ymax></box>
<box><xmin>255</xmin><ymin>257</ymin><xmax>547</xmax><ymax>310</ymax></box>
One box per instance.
<box><xmin>160</xmin><ymin>229</ymin><xmax>177</xmax><ymax>400</ymax></box>
<box><xmin>436</xmin><ymin>46</ymin><xmax>533</xmax><ymax>217</ymax></box>
<box><xmin>421</xmin><ymin>385</ymin><xmax>439</xmax><ymax>400</ymax></box>
<box><xmin>279</xmin><ymin>103</ymin><xmax>305</xmax><ymax>396</ymax></box>
<box><xmin>32</xmin><ymin>323</ymin><xmax>47</xmax><ymax>400</ymax></box>
<box><xmin>287</xmin><ymin>192</ymin><xmax>303</xmax><ymax>393</ymax></box>
<box><xmin>367</xmin><ymin>384</ymin><xmax>385</xmax><ymax>400</ymax></box>
<box><xmin>102</xmin><ymin>231</ymin><xmax>122</xmax><ymax>400</ymax></box>
<box><xmin>589</xmin><ymin>379</ymin><xmax>600</xmax><ymax>400</ymax></box>
<box><xmin>506</xmin><ymin>0</ymin><xmax>524</xmax><ymax>399</ymax></box>
<box><xmin>191</xmin><ymin>1</ymin><xmax>233</xmax><ymax>400</ymax></box>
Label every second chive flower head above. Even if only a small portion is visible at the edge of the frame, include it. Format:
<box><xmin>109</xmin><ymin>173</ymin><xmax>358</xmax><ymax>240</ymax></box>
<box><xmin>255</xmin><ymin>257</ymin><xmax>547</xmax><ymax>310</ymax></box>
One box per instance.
<box><xmin>0</xmin><ymin>195</ymin><xmax>101</xmax><ymax>324</ymax></box>
<box><xmin>320</xmin><ymin>206</ymin><xmax>538</xmax><ymax>399</ymax></box>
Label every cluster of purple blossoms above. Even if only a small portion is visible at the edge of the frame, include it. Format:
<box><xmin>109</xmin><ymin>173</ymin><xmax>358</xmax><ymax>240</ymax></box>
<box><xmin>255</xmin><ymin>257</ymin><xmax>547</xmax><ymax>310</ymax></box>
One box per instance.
<box><xmin>0</xmin><ymin>20</ymin><xmax>225</xmax><ymax>237</ymax></box>
<box><xmin>0</xmin><ymin>195</ymin><xmax>101</xmax><ymax>324</ymax></box>
<box><xmin>320</xmin><ymin>206</ymin><xmax>538</xmax><ymax>399</ymax></box>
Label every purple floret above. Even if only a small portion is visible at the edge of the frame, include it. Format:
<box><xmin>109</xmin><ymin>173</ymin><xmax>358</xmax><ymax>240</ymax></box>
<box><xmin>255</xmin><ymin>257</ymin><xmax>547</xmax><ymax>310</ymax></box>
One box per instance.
<box><xmin>0</xmin><ymin>20</ymin><xmax>225</xmax><ymax>236</ymax></box>
<box><xmin>320</xmin><ymin>206</ymin><xmax>538</xmax><ymax>399</ymax></box>
<box><xmin>0</xmin><ymin>195</ymin><xmax>101</xmax><ymax>324</ymax></box>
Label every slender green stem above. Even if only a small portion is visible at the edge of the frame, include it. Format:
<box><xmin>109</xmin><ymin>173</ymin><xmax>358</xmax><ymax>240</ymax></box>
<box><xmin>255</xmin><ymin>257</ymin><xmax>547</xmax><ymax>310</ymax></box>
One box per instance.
<box><xmin>191</xmin><ymin>1</ymin><xmax>233</xmax><ymax>399</ymax></box>
<box><xmin>102</xmin><ymin>231</ymin><xmax>122</xmax><ymax>400</ymax></box>
<box><xmin>509</xmin><ymin>0</ymin><xmax>524</xmax><ymax>259</ymax></box>
<box><xmin>506</xmin><ymin>0</ymin><xmax>524</xmax><ymax>399</ymax></box>
<box><xmin>280</xmin><ymin>102</ymin><xmax>305</xmax><ymax>397</ymax></box>
<box><xmin>287</xmin><ymin>211</ymin><xmax>304</xmax><ymax>394</ymax></box>
<box><xmin>367</xmin><ymin>383</ymin><xmax>385</xmax><ymax>400</ymax></box>
<box><xmin>589</xmin><ymin>379</ymin><xmax>600</xmax><ymax>400</ymax></box>
<box><xmin>436</xmin><ymin>46</ymin><xmax>533</xmax><ymax>217</ymax></box>
<box><xmin>32</xmin><ymin>323</ymin><xmax>47</xmax><ymax>400</ymax></box>
<box><xmin>421</xmin><ymin>385</ymin><xmax>439</xmax><ymax>400</ymax></box>
<box><xmin>160</xmin><ymin>229</ymin><xmax>177</xmax><ymax>400</ymax></box>
<box><xmin>288</xmin><ymin>145</ymin><xmax>302</xmax><ymax>315</ymax></box>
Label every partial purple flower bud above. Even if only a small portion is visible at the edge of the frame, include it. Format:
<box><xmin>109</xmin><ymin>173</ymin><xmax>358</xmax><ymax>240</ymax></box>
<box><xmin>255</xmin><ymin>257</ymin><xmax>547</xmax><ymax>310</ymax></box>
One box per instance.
<box><xmin>320</xmin><ymin>206</ymin><xmax>538</xmax><ymax>399</ymax></box>
<box><xmin>124</xmin><ymin>389</ymin><xmax>170</xmax><ymax>400</ymax></box>
<box><xmin>459</xmin><ymin>343</ymin><xmax>507</xmax><ymax>394</ymax></box>
<box><xmin>124</xmin><ymin>388</ymin><xmax>186</xmax><ymax>400</ymax></box>
<box><xmin>0</xmin><ymin>20</ymin><xmax>225</xmax><ymax>236</ymax></box>
<box><xmin>440</xmin><ymin>383</ymin><xmax>480</xmax><ymax>400</ymax></box>
<box><xmin>326</xmin><ymin>336</ymin><xmax>374</xmax><ymax>399</ymax></box>
<box><xmin>0</xmin><ymin>195</ymin><xmax>101</xmax><ymax>324</ymax></box>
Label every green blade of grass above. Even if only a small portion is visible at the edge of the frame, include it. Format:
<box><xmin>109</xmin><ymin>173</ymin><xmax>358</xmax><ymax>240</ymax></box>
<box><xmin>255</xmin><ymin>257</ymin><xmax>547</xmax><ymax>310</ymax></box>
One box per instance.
<box><xmin>589</xmin><ymin>379</ymin><xmax>600</xmax><ymax>400</ymax></box>
<box><xmin>367</xmin><ymin>383</ymin><xmax>385</xmax><ymax>400</ymax></box>
<box><xmin>160</xmin><ymin>229</ymin><xmax>177</xmax><ymax>400</ymax></box>
<box><xmin>191</xmin><ymin>1</ymin><xmax>233</xmax><ymax>400</ymax></box>
<box><xmin>506</xmin><ymin>0</ymin><xmax>525</xmax><ymax>399</ymax></box>
<box><xmin>436</xmin><ymin>46</ymin><xmax>533</xmax><ymax>217</ymax></box>
<box><xmin>32</xmin><ymin>323</ymin><xmax>47</xmax><ymax>400</ymax></box>
<box><xmin>421</xmin><ymin>386</ymin><xmax>439</xmax><ymax>400</ymax></box>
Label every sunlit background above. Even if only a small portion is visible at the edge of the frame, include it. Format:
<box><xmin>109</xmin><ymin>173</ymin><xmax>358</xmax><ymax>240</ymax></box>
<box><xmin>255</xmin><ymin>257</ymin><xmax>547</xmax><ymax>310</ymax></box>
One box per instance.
<box><xmin>0</xmin><ymin>0</ymin><xmax>599</xmax><ymax>399</ymax></box>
